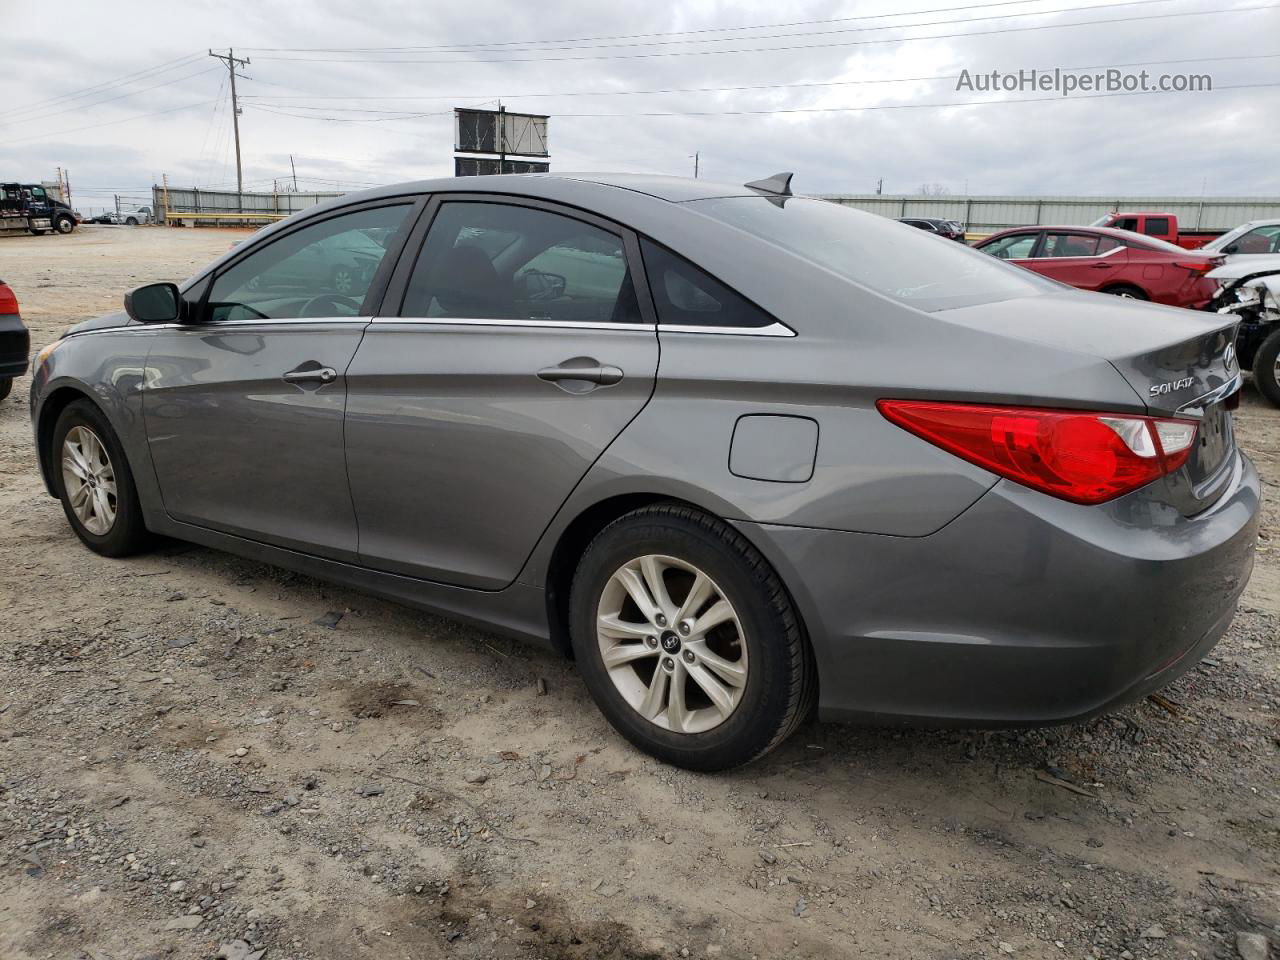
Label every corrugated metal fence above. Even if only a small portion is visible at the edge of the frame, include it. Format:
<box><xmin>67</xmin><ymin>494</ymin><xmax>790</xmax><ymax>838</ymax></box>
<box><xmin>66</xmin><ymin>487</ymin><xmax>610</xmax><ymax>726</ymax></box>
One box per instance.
<box><xmin>820</xmin><ymin>195</ymin><xmax>1280</xmax><ymax>234</ymax></box>
<box><xmin>152</xmin><ymin>186</ymin><xmax>345</xmax><ymax>225</ymax></box>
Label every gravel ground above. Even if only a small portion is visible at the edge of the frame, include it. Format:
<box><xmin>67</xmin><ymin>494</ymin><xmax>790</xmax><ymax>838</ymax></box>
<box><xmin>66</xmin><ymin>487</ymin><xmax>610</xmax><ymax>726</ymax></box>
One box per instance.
<box><xmin>1</xmin><ymin>226</ymin><xmax>1277</xmax><ymax>960</ymax></box>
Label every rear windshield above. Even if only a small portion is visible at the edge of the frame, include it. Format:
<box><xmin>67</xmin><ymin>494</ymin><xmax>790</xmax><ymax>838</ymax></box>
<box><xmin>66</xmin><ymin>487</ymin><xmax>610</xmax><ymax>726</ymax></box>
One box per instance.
<box><xmin>690</xmin><ymin>197</ymin><xmax>1056</xmax><ymax>312</ymax></box>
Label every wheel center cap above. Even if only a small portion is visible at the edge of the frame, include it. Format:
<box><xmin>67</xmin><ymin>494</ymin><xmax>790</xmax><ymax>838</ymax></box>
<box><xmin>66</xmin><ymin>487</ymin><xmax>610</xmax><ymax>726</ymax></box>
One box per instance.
<box><xmin>660</xmin><ymin>630</ymin><xmax>681</xmax><ymax>654</ymax></box>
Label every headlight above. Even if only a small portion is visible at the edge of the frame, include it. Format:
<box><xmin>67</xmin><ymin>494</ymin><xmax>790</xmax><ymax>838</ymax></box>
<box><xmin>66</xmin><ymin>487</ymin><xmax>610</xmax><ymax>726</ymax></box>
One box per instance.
<box><xmin>34</xmin><ymin>338</ymin><xmax>63</xmax><ymax>370</ymax></box>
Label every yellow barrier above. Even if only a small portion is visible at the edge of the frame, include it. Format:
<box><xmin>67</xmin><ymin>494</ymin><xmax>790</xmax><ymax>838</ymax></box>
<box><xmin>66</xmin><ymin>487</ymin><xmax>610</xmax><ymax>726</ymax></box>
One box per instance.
<box><xmin>165</xmin><ymin>212</ymin><xmax>290</xmax><ymax>222</ymax></box>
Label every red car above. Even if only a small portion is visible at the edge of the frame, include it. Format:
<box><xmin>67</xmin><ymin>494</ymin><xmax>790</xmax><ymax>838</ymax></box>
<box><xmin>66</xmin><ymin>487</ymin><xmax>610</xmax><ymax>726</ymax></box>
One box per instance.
<box><xmin>975</xmin><ymin>226</ymin><xmax>1222</xmax><ymax>309</ymax></box>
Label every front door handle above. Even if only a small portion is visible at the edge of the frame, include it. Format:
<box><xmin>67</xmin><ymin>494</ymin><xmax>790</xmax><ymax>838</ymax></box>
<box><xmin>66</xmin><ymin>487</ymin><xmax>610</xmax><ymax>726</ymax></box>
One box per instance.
<box><xmin>282</xmin><ymin>365</ymin><xmax>337</xmax><ymax>384</ymax></box>
<box><xmin>537</xmin><ymin>358</ymin><xmax>624</xmax><ymax>386</ymax></box>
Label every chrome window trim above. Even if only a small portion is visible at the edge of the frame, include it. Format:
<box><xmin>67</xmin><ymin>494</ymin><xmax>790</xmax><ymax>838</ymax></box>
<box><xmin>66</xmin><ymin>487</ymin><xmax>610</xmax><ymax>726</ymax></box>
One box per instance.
<box><xmin>371</xmin><ymin>317</ymin><xmax>794</xmax><ymax>336</ymax></box>
<box><xmin>1176</xmin><ymin>372</ymin><xmax>1243</xmax><ymax>419</ymax></box>
<box><xmin>64</xmin><ymin>318</ymin><xmax>370</xmax><ymax>339</ymax></box>
<box><xmin>373</xmin><ymin>317</ymin><xmax>656</xmax><ymax>332</ymax></box>
<box><xmin>660</xmin><ymin>321</ymin><xmax>795</xmax><ymax>337</ymax></box>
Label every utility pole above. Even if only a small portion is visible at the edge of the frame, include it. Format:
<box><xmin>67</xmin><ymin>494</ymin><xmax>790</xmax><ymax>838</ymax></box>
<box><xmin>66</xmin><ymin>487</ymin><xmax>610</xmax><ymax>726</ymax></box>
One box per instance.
<box><xmin>690</xmin><ymin>152</ymin><xmax>699</xmax><ymax>178</ymax></box>
<box><xmin>875</xmin><ymin>177</ymin><xmax>883</xmax><ymax>195</ymax></box>
<box><xmin>209</xmin><ymin>48</ymin><xmax>250</xmax><ymax>204</ymax></box>
<box><xmin>290</xmin><ymin>155</ymin><xmax>298</xmax><ymax>191</ymax></box>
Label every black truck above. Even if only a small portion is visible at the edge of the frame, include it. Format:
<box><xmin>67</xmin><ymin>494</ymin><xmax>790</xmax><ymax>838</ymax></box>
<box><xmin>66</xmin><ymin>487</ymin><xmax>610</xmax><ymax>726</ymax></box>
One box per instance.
<box><xmin>1</xmin><ymin>182</ymin><xmax>77</xmax><ymax>236</ymax></box>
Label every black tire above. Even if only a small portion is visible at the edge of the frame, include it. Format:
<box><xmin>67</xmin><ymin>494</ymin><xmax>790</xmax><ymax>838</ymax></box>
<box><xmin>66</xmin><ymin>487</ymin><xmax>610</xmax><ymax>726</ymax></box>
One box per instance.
<box><xmin>1253</xmin><ymin>328</ymin><xmax>1280</xmax><ymax>407</ymax></box>
<box><xmin>1102</xmin><ymin>284</ymin><xmax>1148</xmax><ymax>301</ymax></box>
<box><xmin>51</xmin><ymin>399</ymin><xmax>152</xmax><ymax>557</ymax></box>
<box><xmin>569</xmin><ymin>503</ymin><xmax>816</xmax><ymax>771</ymax></box>
<box><xmin>125</xmin><ymin>217</ymin><xmax>138</xmax><ymax>226</ymax></box>
<box><xmin>0</xmin><ymin>378</ymin><xmax>11</xmax><ymax>402</ymax></box>
<box><xmin>54</xmin><ymin>215</ymin><xmax>75</xmax><ymax>235</ymax></box>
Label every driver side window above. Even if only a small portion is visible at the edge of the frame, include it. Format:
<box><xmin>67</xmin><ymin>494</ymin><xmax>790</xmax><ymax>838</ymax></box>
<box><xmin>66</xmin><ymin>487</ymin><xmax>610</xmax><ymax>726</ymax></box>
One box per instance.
<box><xmin>207</xmin><ymin>204</ymin><xmax>411</xmax><ymax>322</ymax></box>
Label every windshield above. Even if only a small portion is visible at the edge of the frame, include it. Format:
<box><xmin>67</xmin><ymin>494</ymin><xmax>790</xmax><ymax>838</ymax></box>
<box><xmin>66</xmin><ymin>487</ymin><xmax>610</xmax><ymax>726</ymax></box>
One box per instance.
<box><xmin>690</xmin><ymin>197</ymin><xmax>1057</xmax><ymax>311</ymax></box>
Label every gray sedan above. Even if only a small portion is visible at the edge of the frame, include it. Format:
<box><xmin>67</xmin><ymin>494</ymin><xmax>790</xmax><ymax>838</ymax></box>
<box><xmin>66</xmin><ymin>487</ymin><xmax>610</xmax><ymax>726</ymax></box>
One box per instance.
<box><xmin>29</xmin><ymin>173</ymin><xmax>1258</xmax><ymax>770</ymax></box>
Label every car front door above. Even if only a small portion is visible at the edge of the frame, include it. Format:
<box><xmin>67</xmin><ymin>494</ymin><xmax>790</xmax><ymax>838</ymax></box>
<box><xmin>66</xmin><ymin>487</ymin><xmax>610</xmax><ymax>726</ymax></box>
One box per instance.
<box><xmin>143</xmin><ymin>201</ymin><xmax>416</xmax><ymax>560</ymax></box>
<box><xmin>344</xmin><ymin>196</ymin><xmax>659</xmax><ymax>589</ymax></box>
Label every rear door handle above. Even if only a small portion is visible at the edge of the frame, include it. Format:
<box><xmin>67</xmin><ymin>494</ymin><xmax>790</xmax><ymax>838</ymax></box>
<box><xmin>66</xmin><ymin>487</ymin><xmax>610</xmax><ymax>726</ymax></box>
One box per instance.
<box><xmin>537</xmin><ymin>360</ymin><xmax>624</xmax><ymax>386</ymax></box>
<box><xmin>282</xmin><ymin>365</ymin><xmax>337</xmax><ymax>384</ymax></box>
<box><xmin>1092</xmin><ymin>261</ymin><xmax>1115</xmax><ymax>269</ymax></box>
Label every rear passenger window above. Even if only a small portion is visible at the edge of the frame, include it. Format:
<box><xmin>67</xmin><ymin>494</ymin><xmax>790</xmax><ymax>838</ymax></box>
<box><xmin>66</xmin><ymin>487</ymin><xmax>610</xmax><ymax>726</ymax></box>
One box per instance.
<box><xmin>1038</xmin><ymin>233</ymin><xmax>1100</xmax><ymax>258</ymax></box>
<box><xmin>1143</xmin><ymin>217</ymin><xmax>1170</xmax><ymax>236</ymax></box>
<box><xmin>401</xmin><ymin>202</ymin><xmax>641</xmax><ymax>324</ymax></box>
<box><xmin>639</xmin><ymin>239</ymin><xmax>776</xmax><ymax>329</ymax></box>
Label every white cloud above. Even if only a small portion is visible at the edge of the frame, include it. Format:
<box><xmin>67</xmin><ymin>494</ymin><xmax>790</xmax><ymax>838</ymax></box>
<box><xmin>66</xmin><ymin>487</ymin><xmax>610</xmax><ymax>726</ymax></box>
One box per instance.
<box><xmin>3</xmin><ymin>0</ymin><xmax>1277</xmax><ymax>212</ymax></box>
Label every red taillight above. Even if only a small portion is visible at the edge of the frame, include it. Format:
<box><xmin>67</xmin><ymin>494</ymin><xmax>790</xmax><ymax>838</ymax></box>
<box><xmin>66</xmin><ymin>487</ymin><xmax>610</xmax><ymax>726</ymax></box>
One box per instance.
<box><xmin>0</xmin><ymin>283</ymin><xmax>18</xmax><ymax>315</ymax></box>
<box><xmin>1174</xmin><ymin>259</ymin><xmax>1217</xmax><ymax>275</ymax></box>
<box><xmin>877</xmin><ymin>400</ymin><xmax>1197</xmax><ymax>505</ymax></box>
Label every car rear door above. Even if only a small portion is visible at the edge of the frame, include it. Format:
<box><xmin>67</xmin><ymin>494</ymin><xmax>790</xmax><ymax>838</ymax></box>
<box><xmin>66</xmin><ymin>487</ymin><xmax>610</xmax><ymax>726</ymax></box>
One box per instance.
<box><xmin>344</xmin><ymin>195</ymin><xmax>659</xmax><ymax>589</ymax></box>
<box><xmin>143</xmin><ymin>200</ymin><xmax>417</xmax><ymax>561</ymax></box>
<box><xmin>1029</xmin><ymin>232</ymin><xmax>1127</xmax><ymax>291</ymax></box>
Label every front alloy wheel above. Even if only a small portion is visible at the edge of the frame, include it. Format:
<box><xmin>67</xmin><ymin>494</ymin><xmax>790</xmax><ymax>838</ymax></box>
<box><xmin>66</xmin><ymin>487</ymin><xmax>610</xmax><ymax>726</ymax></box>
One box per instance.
<box><xmin>62</xmin><ymin>425</ymin><xmax>117</xmax><ymax>535</ymax></box>
<box><xmin>52</xmin><ymin>399</ymin><xmax>152</xmax><ymax>556</ymax></box>
<box><xmin>597</xmin><ymin>555</ymin><xmax>748</xmax><ymax>734</ymax></box>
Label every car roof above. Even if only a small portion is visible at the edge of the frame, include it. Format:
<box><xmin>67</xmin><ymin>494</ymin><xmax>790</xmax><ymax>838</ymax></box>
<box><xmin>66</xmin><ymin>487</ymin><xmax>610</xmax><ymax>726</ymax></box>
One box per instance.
<box><xmin>351</xmin><ymin>172</ymin><xmax>756</xmax><ymax>205</ymax></box>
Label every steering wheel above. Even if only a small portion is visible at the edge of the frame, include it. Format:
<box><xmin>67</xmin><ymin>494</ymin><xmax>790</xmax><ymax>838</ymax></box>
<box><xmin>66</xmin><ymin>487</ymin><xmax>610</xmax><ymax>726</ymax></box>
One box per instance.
<box><xmin>299</xmin><ymin>293</ymin><xmax>361</xmax><ymax>318</ymax></box>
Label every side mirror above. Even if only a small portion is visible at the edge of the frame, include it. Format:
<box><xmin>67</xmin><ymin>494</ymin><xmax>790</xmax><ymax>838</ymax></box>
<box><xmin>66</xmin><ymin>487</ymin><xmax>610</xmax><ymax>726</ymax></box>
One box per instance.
<box><xmin>124</xmin><ymin>282</ymin><xmax>181</xmax><ymax>323</ymax></box>
<box><xmin>1224</xmin><ymin>243</ymin><xmax>1239</xmax><ymax>254</ymax></box>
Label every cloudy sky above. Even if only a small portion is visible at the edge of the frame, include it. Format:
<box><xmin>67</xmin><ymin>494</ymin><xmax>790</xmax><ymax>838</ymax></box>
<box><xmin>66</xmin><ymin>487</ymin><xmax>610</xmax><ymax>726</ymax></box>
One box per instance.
<box><xmin>5</xmin><ymin>0</ymin><xmax>1278</xmax><ymax>213</ymax></box>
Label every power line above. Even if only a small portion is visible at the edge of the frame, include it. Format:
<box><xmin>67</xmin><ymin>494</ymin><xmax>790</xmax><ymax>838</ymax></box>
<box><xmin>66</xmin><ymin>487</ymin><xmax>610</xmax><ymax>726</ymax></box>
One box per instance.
<box><xmin>0</xmin><ymin>53</ymin><xmax>203</xmax><ymax>121</ymax></box>
<box><xmin>238</xmin><ymin>52</ymin><xmax>1280</xmax><ymax>107</ymax></box>
<box><xmin>243</xmin><ymin>80</ymin><xmax>1280</xmax><ymax>122</ymax></box>
<box><xmin>5</xmin><ymin>99</ymin><xmax>220</xmax><ymax>145</ymax></box>
<box><xmin>1</xmin><ymin>65</ymin><xmax>220</xmax><ymax>127</ymax></box>
<box><xmin>247</xmin><ymin>0</ymin><xmax>1241</xmax><ymax>64</ymax></box>
<box><xmin>236</xmin><ymin>0</ymin><xmax>1157</xmax><ymax>53</ymax></box>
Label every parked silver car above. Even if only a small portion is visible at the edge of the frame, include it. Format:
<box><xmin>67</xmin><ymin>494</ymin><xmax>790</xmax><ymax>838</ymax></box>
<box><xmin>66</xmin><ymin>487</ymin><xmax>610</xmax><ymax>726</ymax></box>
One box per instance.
<box><xmin>29</xmin><ymin>173</ymin><xmax>1258</xmax><ymax>770</ymax></box>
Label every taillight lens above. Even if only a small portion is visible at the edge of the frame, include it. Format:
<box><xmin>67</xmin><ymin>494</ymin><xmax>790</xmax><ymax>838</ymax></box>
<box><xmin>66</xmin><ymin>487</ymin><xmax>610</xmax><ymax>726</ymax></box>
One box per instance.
<box><xmin>1174</xmin><ymin>259</ymin><xmax>1217</xmax><ymax>275</ymax></box>
<box><xmin>877</xmin><ymin>400</ymin><xmax>1197</xmax><ymax>505</ymax></box>
<box><xmin>0</xmin><ymin>283</ymin><xmax>18</xmax><ymax>315</ymax></box>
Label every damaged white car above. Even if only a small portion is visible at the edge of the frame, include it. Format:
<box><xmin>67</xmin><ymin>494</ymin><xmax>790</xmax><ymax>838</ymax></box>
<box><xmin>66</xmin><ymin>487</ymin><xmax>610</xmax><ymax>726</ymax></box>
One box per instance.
<box><xmin>1208</xmin><ymin>257</ymin><xmax>1280</xmax><ymax>405</ymax></box>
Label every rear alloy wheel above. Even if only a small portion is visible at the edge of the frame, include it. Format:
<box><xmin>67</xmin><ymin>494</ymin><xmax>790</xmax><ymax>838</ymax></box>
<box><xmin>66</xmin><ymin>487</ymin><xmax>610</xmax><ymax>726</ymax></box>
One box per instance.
<box><xmin>570</xmin><ymin>504</ymin><xmax>815</xmax><ymax>771</ymax></box>
<box><xmin>595</xmin><ymin>554</ymin><xmax>749</xmax><ymax>735</ymax></box>
<box><xmin>1253</xmin><ymin>328</ymin><xmax>1280</xmax><ymax>407</ymax></box>
<box><xmin>1104</xmin><ymin>284</ymin><xmax>1147</xmax><ymax>300</ymax></box>
<box><xmin>52</xmin><ymin>399</ymin><xmax>152</xmax><ymax>556</ymax></box>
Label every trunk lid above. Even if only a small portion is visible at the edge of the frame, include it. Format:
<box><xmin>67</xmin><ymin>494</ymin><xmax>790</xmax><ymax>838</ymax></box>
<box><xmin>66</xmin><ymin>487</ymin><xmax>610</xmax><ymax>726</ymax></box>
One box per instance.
<box><xmin>938</xmin><ymin>289</ymin><xmax>1241</xmax><ymax>513</ymax></box>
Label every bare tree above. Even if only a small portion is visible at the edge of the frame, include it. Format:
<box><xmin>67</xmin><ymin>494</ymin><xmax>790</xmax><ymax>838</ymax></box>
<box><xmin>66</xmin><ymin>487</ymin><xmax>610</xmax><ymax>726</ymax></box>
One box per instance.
<box><xmin>917</xmin><ymin>183</ymin><xmax>951</xmax><ymax>196</ymax></box>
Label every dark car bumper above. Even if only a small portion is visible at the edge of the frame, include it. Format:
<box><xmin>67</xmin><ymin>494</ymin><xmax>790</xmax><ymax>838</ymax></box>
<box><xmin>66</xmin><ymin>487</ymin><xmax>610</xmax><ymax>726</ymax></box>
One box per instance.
<box><xmin>0</xmin><ymin>313</ymin><xmax>30</xmax><ymax>378</ymax></box>
<box><xmin>735</xmin><ymin>450</ymin><xmax>1260</xmax><ymax>726</ymax></box>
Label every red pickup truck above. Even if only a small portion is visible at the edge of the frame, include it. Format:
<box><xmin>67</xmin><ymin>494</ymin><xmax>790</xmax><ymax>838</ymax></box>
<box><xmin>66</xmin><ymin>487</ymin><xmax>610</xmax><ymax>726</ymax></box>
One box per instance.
<box><xmin>1090</xmin><ymin>212</ymin><xmax>1223</xmax><ymax>250</ymax></box>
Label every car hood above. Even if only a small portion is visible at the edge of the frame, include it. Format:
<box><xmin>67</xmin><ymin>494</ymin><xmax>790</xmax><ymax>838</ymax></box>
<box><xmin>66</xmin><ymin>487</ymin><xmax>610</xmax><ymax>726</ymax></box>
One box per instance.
<box><xmin>936</xmin><ymin>290</ymin><xmax>1238</xmax><ymax>415</ymax></box>
<box><xmin>67</xmin><ymin>310</ymin><xmax>133</xmax><ymax>336</ymax></box>
<box><xmin>1208</xmin><ymin>256</ymin><xmax>1280</xmax><ymax>280</ymax></box>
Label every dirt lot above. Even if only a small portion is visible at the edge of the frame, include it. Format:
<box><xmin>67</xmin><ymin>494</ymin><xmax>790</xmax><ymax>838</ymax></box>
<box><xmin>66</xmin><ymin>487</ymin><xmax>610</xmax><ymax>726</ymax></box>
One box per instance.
<box><xmin>1</xmin><ymin>226</ymin><xmax>1277</xmax><ymax>960</ymax></box>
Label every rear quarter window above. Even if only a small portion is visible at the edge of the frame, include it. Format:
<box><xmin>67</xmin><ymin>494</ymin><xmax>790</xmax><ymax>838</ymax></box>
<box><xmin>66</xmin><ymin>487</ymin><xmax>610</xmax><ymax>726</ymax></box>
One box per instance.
<box><xmin>691</xmin><ymin>198</ymin><xmax>1055</xmax><ymax>312</ymax></box>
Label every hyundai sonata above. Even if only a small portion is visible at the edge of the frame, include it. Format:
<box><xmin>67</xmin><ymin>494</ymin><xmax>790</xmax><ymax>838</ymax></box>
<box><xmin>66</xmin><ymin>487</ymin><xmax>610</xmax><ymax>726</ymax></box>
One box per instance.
<box><xmin>30</xmin><ymin>173</ymin><xmax>1258</xmax><ymax>770</ymax></box>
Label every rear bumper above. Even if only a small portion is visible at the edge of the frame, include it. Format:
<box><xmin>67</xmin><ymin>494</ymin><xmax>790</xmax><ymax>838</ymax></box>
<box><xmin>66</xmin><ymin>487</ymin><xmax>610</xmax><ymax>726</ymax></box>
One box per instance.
<box><xmin>0</xmin><ymin>313</ymin><xmax>29</xmax><ymax>378</ymax></box>
<box><xmin>734</xmin><ymin>451</ymin><xmax>1259</xmax><ymax>726</ymax></box>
